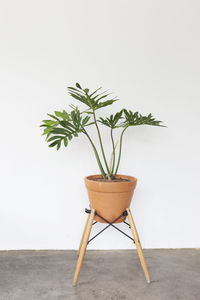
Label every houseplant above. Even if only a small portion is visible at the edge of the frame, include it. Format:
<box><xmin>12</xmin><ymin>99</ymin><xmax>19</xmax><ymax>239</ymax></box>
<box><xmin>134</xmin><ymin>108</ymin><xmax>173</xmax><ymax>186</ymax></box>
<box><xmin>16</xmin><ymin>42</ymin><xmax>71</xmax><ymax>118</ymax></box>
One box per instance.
<box><xmin>41</xmin><ymin>83</ymin><xmax>164</xmax><ymax>222</ymax></box>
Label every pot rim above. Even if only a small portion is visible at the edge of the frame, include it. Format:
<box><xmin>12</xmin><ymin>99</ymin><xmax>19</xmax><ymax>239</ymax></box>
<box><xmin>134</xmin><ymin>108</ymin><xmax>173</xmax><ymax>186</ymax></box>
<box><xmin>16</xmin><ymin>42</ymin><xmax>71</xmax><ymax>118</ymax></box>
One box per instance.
<box><xmin>85</xmin><ymin>174</ymin><xmax>137</xmax><ymax>183</ymax></box>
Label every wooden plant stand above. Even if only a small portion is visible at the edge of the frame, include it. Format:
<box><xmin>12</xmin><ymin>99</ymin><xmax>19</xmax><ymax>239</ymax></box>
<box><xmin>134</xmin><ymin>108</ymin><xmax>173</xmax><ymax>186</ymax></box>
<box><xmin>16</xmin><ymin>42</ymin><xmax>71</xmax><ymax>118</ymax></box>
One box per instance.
<box><xmin>73</xmin><ymin>208</ymin><xmax>151</xmax><ymax>286</ymax></box>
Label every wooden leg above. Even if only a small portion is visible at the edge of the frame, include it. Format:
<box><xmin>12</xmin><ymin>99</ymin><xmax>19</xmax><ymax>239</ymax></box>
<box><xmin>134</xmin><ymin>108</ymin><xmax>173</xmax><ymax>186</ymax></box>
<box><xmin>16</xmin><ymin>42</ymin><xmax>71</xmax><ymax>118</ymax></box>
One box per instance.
<box><xmin>78</xmin><ymin>214</ymin><xmax>90</xmax><ymax>256</ymax></box>
<box><xmin>126</xmin><ymin>208</ymin><xmax>151</xmax><ymax>283</ymax></box>
<box><xmin>73</xmin><ymin>209</ymin><xmax>95</xmax><ymax>286</ymax></box>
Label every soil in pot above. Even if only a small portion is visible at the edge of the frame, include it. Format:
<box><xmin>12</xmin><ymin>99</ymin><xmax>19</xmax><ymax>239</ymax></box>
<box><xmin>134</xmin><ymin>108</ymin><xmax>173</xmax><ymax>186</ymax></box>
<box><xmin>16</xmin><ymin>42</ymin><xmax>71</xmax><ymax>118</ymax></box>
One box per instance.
<box><xmin>88</xmin><ymin>177</ymin><xmax>131</xmax><ymax>183</ymax></box>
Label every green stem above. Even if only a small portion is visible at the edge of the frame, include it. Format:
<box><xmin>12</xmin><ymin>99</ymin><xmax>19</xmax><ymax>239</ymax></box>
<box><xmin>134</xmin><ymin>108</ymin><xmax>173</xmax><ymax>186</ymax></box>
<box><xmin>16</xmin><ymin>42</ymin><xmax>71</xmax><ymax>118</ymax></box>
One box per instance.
<box><xmin>110</xmin><ymin>128</ymin><xmax>115</xmax><ymax>176</ymax></box>
<box><xmin>114</xmin><ymin>126</ymin><xmax>128</xmax><ymax>176</ymax></box>
<box><xmin>83</xmin><ymin>129</ymin><xmax>106</xmax><ymax>179</ymax></box>
<box><xmin>93</xmin><ymin>110</ymin><xmax>111</xmax><ymax>180</ymax></box>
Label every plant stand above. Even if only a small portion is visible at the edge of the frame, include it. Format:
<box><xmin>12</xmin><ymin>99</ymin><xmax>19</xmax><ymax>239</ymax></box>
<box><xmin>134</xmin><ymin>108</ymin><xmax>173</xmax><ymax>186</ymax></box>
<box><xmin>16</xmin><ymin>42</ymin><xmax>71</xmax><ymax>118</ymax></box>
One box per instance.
<box><xmin>73</xmin><ymin>208</ymin><xmax>151</xmax><ymax>286</ymax></box>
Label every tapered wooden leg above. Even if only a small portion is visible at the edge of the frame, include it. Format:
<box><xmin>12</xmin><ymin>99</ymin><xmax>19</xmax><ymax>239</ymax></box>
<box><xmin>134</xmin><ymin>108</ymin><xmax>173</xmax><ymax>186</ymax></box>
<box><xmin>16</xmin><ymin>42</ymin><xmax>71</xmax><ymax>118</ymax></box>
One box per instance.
<box><xmin>73</xmin><ymin>209</ymin><xmax>95</xmax><ymax>286</ymax></box>
<box><xmin>78</xmin><ymin>214</ymin><xmax>90</xmax><ymax>256</ymax></box>
<box><xmin>126</xmin><ymin>208</ymin><xmax>151</xmax><ymax>283</ymax></box>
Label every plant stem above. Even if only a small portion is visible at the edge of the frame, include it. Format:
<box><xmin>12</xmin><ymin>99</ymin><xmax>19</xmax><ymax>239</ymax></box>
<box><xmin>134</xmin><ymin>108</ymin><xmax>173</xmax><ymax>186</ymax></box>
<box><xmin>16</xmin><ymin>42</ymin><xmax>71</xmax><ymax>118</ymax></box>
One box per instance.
<box><xmin>110</xmin><ymin>128</ymin><xmax>115</xmax><ymax>176</ymax></box>
<box><xmin>114</xmin><ymin>126</ymin><xmax>128</xmax><ymax>176</ymax></box>
<box><xmin>82</xmin><ymin>129</ymin><xmax>106</xmax><ymax>179</ymax></box>
<box><xmin>93</xmin><ymin>109</ymin><xmax>111</xmax><ymax>180</ymax></box>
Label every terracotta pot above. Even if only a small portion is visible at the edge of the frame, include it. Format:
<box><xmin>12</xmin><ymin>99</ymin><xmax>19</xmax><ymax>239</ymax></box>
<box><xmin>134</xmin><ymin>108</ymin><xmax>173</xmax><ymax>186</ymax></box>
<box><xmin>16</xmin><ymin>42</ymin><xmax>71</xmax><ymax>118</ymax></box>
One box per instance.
<box><xmin>85</xmin><ymin>174</ymin><xmax>137</xmax><ymax>223</ymax></box>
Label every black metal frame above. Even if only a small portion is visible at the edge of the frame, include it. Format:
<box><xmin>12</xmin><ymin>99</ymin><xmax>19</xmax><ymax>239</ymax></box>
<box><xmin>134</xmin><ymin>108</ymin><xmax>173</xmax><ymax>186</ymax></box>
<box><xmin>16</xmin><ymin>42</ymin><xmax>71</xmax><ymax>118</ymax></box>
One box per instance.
<box><xmin>85</xmin><ymin>208</ymin><xmax>135</xmax><ymax>244</ymax></box>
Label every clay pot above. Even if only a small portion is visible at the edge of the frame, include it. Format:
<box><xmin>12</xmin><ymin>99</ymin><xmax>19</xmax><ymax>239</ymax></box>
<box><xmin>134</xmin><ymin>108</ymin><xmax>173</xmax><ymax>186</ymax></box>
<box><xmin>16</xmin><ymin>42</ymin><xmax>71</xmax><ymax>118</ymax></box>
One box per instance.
<box><xmin>85</xmin><ymin>174</ymin><xmax>137</xmax><ymax>223</ymax></box>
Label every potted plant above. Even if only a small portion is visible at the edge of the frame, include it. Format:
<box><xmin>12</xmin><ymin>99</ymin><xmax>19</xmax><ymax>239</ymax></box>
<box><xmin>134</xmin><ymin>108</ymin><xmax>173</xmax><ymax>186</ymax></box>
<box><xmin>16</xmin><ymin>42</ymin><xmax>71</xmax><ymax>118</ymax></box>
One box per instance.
<box><xmin>40</xmin><ymin>83</ymin><xmax>164</xmax><ymax>285</ymax></box>
<box><xmin>41</xmin><ymin>82</ymin><xmax>164</xmax><ymax>223</ymax></box>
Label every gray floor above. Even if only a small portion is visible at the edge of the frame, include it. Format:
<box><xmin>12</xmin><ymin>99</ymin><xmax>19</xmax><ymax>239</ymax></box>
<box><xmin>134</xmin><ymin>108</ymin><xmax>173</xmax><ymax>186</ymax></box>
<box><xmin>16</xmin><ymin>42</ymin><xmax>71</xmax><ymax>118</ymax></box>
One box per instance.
<box><xmin>0</xmin><ymin>249</ymin><xmax>199</xmax><ymax>300</ymax></box>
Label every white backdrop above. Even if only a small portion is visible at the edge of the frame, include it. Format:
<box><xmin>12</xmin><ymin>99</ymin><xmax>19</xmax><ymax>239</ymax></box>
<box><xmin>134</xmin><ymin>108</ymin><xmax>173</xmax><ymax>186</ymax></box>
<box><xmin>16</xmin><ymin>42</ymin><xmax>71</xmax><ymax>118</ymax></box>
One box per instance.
<box><xmin>0</xmin><ymin>0</ymin><xmax>200</xmax><ymax>249</ymax></box>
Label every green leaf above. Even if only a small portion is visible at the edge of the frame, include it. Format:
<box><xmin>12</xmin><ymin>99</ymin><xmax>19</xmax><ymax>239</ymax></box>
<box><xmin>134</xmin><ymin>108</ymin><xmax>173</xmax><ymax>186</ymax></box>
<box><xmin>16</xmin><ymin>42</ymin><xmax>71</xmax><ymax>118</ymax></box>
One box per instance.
<box><xmin>42</xmin><ymin>128</ymin><xmax>53</xmax><ymax>135</ymax></box>
<box><xmin>68</xmin><ymin>84</ymin><xmax>117</xmax><ymax>111</ymax></box>
<box><xmin>57</xmin><ymin>140</ymin><xmax>61</xmax><ymax>150</ymax></box>
<box><xmin>98</xmin><ymin>110</ymin><xmax>126</xmax><ymax>129</ymax></box>
<box><xmin>76</xmin><ymin>82</ymin><xmax>82</xmax><ymax>89</ymax></box>
<box><xmin>70</xmin><ymin>109</ymin><xmax>81</xmax><ymax>127</ymax></box>
<box><xmin>59</xmin><ymin>121</ymin><xmax>74</xmax><ymax>132</ymax></box>
<box><xmin>42</xmin><ymin>120</ymin><xmax>58</xmax><ymax>125</ymax></box>
<box><xmin>70</xmin><ymin>110</ymin><xmax>76</xmax><ymax>124</ymax></box>
<box><xmin>51</xmin><ymin>128</ymin><xmax>68</xmax><ymax>135</ymax></box>
<box><xmin>46</xmin><ymin>132</ymin><xmax>51</xmax><ymax>141</ymax></box>
<box><xmin>69</xmin><ymin>92</ymin><xmax>88</xmax><ymax>106</ymax></box>
<box><xmin>91</xmin><ymin>89</ymin><xmax>108</xmax><ymax>101</ymax></box>
<box><xmin>47</xmin><ymin>136</ymin><xmax>63</xmax><ymax>142</ymax></box>
<box><xmin>54</xmin><ymin>111</ymin><xmax>69</xmax><ymax>119</ymax></box>
<box><xmin>96</xmin><ymin>94</ymin><xmax>111</xmax><ymax>103</ymax></box>
<box><xmin>64</xmin><ymin>137</ymin><xmax>68</xmax><ymax>147</ymax></box>
<box><xmin>49</xmin><ymin>140</ymin><xmax>59</xmax><ymax>147</ymax></box>
<box><xmin>62</xmin><ymin>120</ymin><xmax>76</xmax><ymax>129</ymax></box>
<box><xmin>47</xmin><ymin>114</ymin><xmax>59</xmax><ymax>121</ymax></box>
<box><xmin>98</xmin><ymin>117</ymin><xmax>111</xmax><ymax>128</ymax></box>
<box><xmin>96</xmin><ymin>99</ymin><xmax>117</xmax><ymax>110</ymax></box>
<box><xmin>122</xmin><ymin>109</ymin><xmax>164</xmax><ymax>127</ymax></box>
<box><xmin>84</xmin><ymin>121</ymin><xmax>95</xmax><ymax>126</ymax></box>
<box><xmin>89</xmin><ymin>87</ymin><xmax>102</xmax><ymax>97</ymax></box>
<box><xmin>82</xmin><ymin>115</ymin><xmax>90</xmax><ymax>126</ymax></box>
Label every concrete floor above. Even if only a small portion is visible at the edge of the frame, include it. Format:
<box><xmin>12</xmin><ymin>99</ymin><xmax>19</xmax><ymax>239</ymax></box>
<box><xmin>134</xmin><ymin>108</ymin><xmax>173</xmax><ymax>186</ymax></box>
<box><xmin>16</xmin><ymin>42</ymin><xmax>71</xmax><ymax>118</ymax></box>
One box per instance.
<box><xmin>0</xmin><ymin>249</ymin><xmax>199</xmax><ymax>300</ymax></box>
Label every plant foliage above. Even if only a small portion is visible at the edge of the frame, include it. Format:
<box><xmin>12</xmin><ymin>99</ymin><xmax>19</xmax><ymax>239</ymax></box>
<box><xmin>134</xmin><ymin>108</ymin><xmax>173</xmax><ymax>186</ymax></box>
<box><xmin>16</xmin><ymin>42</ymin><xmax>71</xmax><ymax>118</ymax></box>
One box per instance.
<box><xmin>41</xmin><ymin>83</ymin><xmax>165</xmax><ymax>179</ymax></box>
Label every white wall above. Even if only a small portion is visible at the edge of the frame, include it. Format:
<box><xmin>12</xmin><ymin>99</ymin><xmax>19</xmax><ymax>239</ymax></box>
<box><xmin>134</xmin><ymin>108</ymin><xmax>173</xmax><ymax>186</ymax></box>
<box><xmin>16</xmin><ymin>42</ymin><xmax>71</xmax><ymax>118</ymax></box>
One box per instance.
<box><xmin>0</xmin><ymin>0</ymin><xmax>200</xmax><ymax>250</ymax></box>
